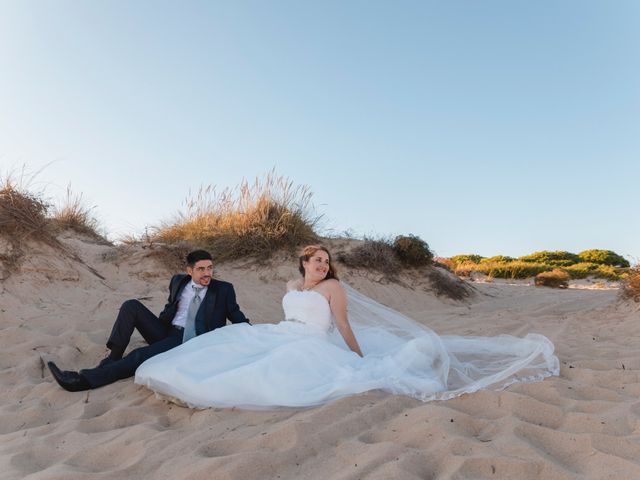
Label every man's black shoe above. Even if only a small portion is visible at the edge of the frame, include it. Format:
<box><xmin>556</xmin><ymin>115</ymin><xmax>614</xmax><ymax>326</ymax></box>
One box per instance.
<box><xmin>47</xmin><ymin>361</ymin><xmax>91</xmax><ymax>392</ymax></box>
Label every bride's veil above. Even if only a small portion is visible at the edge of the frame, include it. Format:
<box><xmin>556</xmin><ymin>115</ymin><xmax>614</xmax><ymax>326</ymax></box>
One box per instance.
<box><xmin>335</xmin><ymin>283</ymin><xmax>560</xmax><ymax>401</ymax></box>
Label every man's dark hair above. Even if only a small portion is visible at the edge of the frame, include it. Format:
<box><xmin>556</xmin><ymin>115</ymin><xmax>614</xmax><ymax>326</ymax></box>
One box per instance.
<box><xmin>186</xmin><ymin>250</ymin><xmax>213</xmax><ymax>267</ymax></box>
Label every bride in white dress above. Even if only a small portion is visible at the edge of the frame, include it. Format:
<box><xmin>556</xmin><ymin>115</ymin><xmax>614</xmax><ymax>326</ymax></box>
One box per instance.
<box><xmin>135</xmin><ymin>246</ymin><xmax>559</xmax><ymax>409</ymax></box>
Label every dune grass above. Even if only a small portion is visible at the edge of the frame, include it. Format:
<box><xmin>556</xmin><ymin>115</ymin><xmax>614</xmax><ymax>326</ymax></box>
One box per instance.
<box><xmin>0</xmin><ymin>174</ymin><xmax>52</xmax><ymax>244</ymax></box>
<box><xmin>620</xmin><ymin>266</ymin><xmax>640</xmax><ymax>302</ymax></box>
<box><xmin>50</xmin><ymin>185</ymin><xmax>106</xmax><ymax>241</ymax></box>
<box><xmin>151</xmin><ymin>172</ymin><xmax>320</xmax><ymax>262</ymax></box>
<box><xmin>0</xmin><ymin>172</ymin><xmax>107</xmax><ymax>276</ymax></box>
<box><xmin>0</xmin><ymin>174</ymin><xmax>54</xmax><ymax>273</ymax></box>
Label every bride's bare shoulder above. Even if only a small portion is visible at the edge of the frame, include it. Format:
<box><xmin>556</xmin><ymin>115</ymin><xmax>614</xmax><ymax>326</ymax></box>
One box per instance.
<box><xmin>286</xmin><ymin>279</ymin><xmax>303</xmax><ymax>291</ymax></box>
<box><xmin>321</xmin><ymin>279</ymin><xmax>344</xmax><ymax>294</ymax></box>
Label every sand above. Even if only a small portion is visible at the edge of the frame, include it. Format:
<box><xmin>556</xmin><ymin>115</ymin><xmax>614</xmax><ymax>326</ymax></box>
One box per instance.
<box><xmin>1</xmin><ymin>233</ymin><xmax>639</xmax><ymax>479</ymax></box>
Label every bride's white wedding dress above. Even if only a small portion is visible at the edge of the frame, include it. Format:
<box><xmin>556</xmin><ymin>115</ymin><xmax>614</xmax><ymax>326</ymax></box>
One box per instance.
<box><xmin>135</xmin><ymin>288</ymin><xmax>559</xmax><ymax>409</ymax></box>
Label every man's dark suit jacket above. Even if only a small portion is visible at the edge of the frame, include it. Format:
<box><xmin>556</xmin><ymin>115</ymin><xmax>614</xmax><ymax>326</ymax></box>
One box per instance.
<box><xmin>158</xmin><ymin>274</ymin><xmax>250</xmax><ymax>334</ymax></box>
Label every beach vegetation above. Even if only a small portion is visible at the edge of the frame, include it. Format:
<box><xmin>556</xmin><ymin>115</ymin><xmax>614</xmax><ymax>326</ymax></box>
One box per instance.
<box><xmin>0</xmin><ymin>173</ymin><xmax>53</xmax><ymax>273</ymax></box>
<box><xmin>475</xmin><ymin>261</ymin><xmax>550</xmax><ymax>279</ymax></box>
<box><xmin>480</xmin><ymin>255</ymin><xmax>515</xmax><ymax>263</ymax></box>
<box><xmin>561</xmin><ymin>262</ymin><xmax>599</xmax><ymax>279</ymax></box>
<box><xmin>447</xmin><ymin>249</ymin><xmax>630</xmax><ymax>282</ymax></box>
<box><xmin>518</xmin><ymin>251</ymin><xmax>581</xmax><ymax>267</ymax></box>
<box><xmin>50</xmin><ymin>185</ymin><xmax>106</xmax><ymax>242</ymax></box>
<box><xmin>151</xmin><ymin>172</ymin><xmax>320</xmax><ymax>262</ymax></box>
<box><xmin>451</xmin><ymin>262</ymin><xmax>475</xmax><ymax>277</ymax></box>
<box><xmin>337</xmin><ymin>238</ymin><xmax>401</xmax><ymax>276</ymax></box>
<box><xmin>338</xmin><ymin>236</ymin><xmax>471</xmax><ymax>299</ymax></box>
<box><xmin>0</xmin><ymin>174</ymin><xmax>52</xmax><ymax>244</ymax></box>
<box><xmin>450</xmin><ymin>254</ymin><xmax>484</xmax><ymax>265</ymax></box>
<box><xmin>433</xmin><ymin>257</ymin><xmax>454</xmax><ymax>271</ymax></box>
<box><xmin>562</xmin><ymin>262</ymin><xmax>621</xmax><ymax>281</ymax></box>
<box><xmin>0</xmin><ymin>172</ymin><xmax>108</xmax><ymax>276</ymax></box>
<box><xmin>392</xmin><ymin>234</ymin><xmax>433</xmax><ymax>267</ymax></box>
<box><xmin>620</xmin><ymin>266</ymin><xmax>640</xmax><ymax>302</ymax></box>
<box><xmin>578</xmin><ymin>249</ymin><xmax>630</xmax><ymax>268</ymax></box>
<box><xmin>535</xmin><ymin>269</ymin><xmax>570</xmax><ymax>288</ymax></box>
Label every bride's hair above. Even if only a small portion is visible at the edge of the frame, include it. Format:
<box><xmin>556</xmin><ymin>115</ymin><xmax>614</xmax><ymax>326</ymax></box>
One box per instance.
<box><xmin>298</xmin><ymin>245</ymin><xmax>339</xmax><ymax>280</ymax></box>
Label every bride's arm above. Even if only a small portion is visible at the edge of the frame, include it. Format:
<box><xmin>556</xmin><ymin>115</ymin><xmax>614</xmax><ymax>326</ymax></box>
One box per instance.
<box><xmin>327</xmin><ymin>281</ymin><xmax>363</xmax><ymax>357</ymax></box>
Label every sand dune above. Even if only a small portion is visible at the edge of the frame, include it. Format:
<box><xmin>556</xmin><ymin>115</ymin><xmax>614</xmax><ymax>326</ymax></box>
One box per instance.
<box><xmin>1</xmin><ymin>233</ymin><xmax>639</xmax><ymax>479</ymax></box>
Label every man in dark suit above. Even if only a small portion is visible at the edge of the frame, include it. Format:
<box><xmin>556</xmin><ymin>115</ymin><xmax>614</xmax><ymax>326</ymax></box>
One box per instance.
<box><xmin>47</xmin><ymin>249</ymin><xmax>249</xmax><ymax>391</ymax></box>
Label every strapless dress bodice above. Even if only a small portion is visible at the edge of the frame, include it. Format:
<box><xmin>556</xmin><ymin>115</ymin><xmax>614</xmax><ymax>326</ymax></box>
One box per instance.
<box><xmin>282</xmin><ymin>290</ymin><xmax>332</xmax><ymax>333</ymax></box>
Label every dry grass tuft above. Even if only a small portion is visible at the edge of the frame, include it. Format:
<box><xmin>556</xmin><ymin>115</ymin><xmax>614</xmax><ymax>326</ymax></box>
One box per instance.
<box><xmin>0</xmin><ymin>174</ymin><xmax>56</xmax><ymax>274</ymax></box>
<box><xmin>427</xmin><ymin>267</ymin><xmax>474</xmax><ymax>300</ymax></box>
<box><xmin>620</xmin><ymin>266</ymin><xmax>640</xmax><ymax>302</ymax></box>
<box><xmin>151</xmin><ymin>172</ymin><xmax>319</xmax><ymax>262</ymax></box>
<box><xmin>50</xmin><ymin>185</ymin><xmax>107</xmax><ymax>242</ymax></box>
<box><xmin>0</xmin><ymin>175</ymin><xmax>51</xmax><ymax>242</ymax></box>
<box><xmin>337</xmin><ymin>238</ymin><xmax>402</xmax><ymax>278</ymax></box>
<box><xmin>0</xmin><ymin>172</ymin><xmax>108</xmax><ymax>279</ymax></box>
<box><xmin>534</xmin><ymin>269</ymin><xmax>570</xmax><ymax>288</ymax></box>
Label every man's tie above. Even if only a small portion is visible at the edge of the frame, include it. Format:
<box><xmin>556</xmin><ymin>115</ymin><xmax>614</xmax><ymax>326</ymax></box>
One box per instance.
<box><xmin>183</xmin><ymin>285</ymin><xmax>204</xmax><ymax>343</ymax></box>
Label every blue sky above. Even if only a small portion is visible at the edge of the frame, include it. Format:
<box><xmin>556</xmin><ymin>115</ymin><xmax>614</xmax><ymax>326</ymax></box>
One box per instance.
<box><xmin>1</xmin><ymin>1</ymin><xmax>638</xmax><ymax>261</ymax></box>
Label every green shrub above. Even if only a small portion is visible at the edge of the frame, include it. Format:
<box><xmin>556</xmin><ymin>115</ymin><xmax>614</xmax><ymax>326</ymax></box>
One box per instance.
<box><xmin>478</xmin><ymin>261</ymin><xmax>550</xmax><ymax>279</ymax></box>
<box><xmin>449</xmin><ymin>249</ymin><xmax>629</xmax><ymax>282</ymax></box>
<box><xmin>450</xmin><ymin>254</ymin><xmax>484</xmax><ymax>266</ymax></box>
<box><xmin>451</xmin><ymin>260</ymin><xmax>550</xmax><ymax>279</ymax></box>
<box><xmin>591</xmin><ymin>265</ymin><xmax>622</xmax><ymax>281</ymax></box>
<box><xmin>563</xmin><ymin>262</ymin><xmax>600</xmax><ymax>279</ymax></box>
<box><xmin>564</xmin><ymin>263</ymin><xmax>624</xmax><ymax>281</ymax></box>
<box><xmin>480</xmin><ymin>255</ymin><xmax>515</xmax><ymax>264</ymax></box>
<box><xmin>392</xmin><ymin>235</ymin><xmax>433</xmax><ymax>267</ymax></box>
<box><xmin>535</xmin><ymin>269</ymin><xmax>569</xmax><ymax>288</ymax></box>
<box><xmin>578</xmin><ymin>249</ymin><xmax>630</xmax><ymax>267</ymax></box>
<box><xmin>518</xmin><ymin>251</ymin><xmax>580</xmax><ymax>266</ymax></box>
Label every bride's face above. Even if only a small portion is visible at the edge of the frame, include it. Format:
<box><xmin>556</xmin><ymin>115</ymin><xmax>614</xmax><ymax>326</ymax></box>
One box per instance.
<box><xmin>303</xmin><ymin>250</ymin><xmax>330</xmax><ymax>281</ymax></box>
